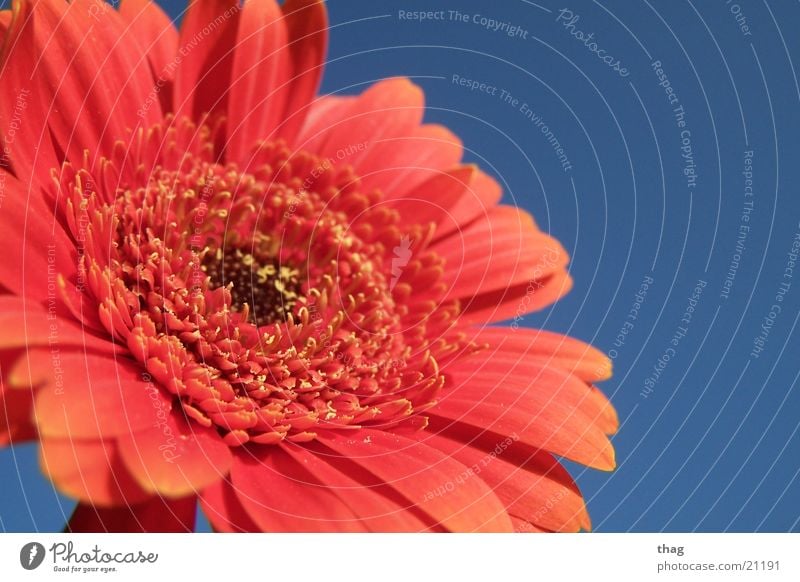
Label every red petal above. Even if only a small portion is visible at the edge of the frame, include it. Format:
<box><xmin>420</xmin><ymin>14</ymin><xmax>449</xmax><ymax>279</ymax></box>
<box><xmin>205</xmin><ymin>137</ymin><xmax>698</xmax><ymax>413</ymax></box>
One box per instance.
<box><xmin>437</xmin><ymin>206</ymin><xmax>569</xmax><ymax>302</ymax></box>
<box><xmin>389</xmin><ymin>165</ymin><xmax>477</xmax><ymax>225</ymax></box>
<box><xmin>295</xmin><ymin>94</ymin><xmax>355</xmax><ymax>145</ymax></box>
<box><xmin>510</xmin><ymin>515</ymin><xmax>550</xmax><ymax>532</ymax></box>
<box><xmin>0</xmin><ymin>295</ymin><xmax>115</xmax><ymax>353</ymax></box>
<box><xmin>118</xmin><ymin>410</ymin><xmax>231</xmax><ymax>497</ymax></box>
<box><xmin>316</xmin><ymin>430</ymin><xmax>514</xmax><ymax>532</ymax></box>
<box><xmin>40</xmin><ymin>438</ymin><xmax>150</xmax><ymax>506</ymax></box>
<box><xmin>460</xmin><ymin>269</ymin><xmax>574</xmax><ymax>325</ymax></box>
<box><xmin>32</xmin><ymin>350</ymin><xmax>172</xmax><ymax>439</ymax></box>
<box><xmin>173</xmin><ymin>0</ymin><xmax>240</xmax><ymax>122</ymax></box>
<box><xmin>67</xmin><ymin>495</ymin><xmax>197</xmax><ymax>532</ymax></box>
<box><xmin>0</xmin><ymin>10</ymin><xmax>10</xmax><ymax>37</ymax></box>
<box><xmin>199</xmin><ymin>478</ymin><xmax>260</xmax><ymax>532</ymax></box>
<box><xmin>464</xmin><ymin>327</ymin><xmax>613</xmax><ymax>385</ymax></box>
<box><xmin>389</xmin><ymin>166</ymin><xmax>503</xmax><ymax>239</ymax></box>
<box><xmin>358</xmin><ymin>123</ymin><xmax>464</xmax><ymax>197</ymax></box>
<box><xmin>306</xmin><ymin>78</ymin><xmax>424</xmax><ymax>173</ymax></box>
<box><xmin>6</xmin><ymin>0</ymin><xmax>161</xmax><ymax>169</ymax></box>
<box><xmin>282</xmin><ymin>444</ymin><xmax>435</xmax><ymax>531</ymax></box>
<box><xmin>588</xmin><ymin>385</ymin><xmax>619</xmax><ymax>434</ymax></box>
<box><xmin>0</xmin><ymin>351</ymin><xmax>36</xmax><ymax>444</ymax></box>
<box><xmin>277</xmin><ymin>0</ymin><xmax>327</xmax><ymax>145</ymax></box>
<box><xmin>230</xmin><ymin>446</ymin><xmax>369</xmax><ymax>532</ymax></box>
<box><xmin>118</xmin><ymin>0</ymin><xmax>178</xmax><ymax>113</ymax></box>
<box><xmin>426</xmin><ymin>433</ymin><xmax>590</xmax><ymax>532</ymax></box>
<box><xmin>0</xmin><ymin>389</ymin><xmax>35</xmax><ymax>444</ymax></box>
<box><xmin>226</xmin><ymin>0</ymin><xmax>290</xmax><ymax>163</ymax></box>
<box><xmin>431</xmin><ymin>356</ymin><xmax>616</xmax><ymax>470</ymax></box>
<box><xmin>0</xmin><ymin>3</ymin><xmax>60</xmax><ymax>182</ymax></box>
<box><xmin>0</xmin><ymin>176</ymin><xmax>77</xmax><ymax>296</ymax></box>
<box><xmin>433</xmin><ymin>168</ymin><xmax>502</xmax><ymax>239</ymax></box>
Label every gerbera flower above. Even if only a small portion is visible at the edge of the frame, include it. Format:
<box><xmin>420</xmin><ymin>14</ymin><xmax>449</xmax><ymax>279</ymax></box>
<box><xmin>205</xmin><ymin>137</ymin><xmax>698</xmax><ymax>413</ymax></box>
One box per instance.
<box><xmin>0</xmin><ymin>0</ymin><xmax>617</xmax><ymax>532</ymax></box>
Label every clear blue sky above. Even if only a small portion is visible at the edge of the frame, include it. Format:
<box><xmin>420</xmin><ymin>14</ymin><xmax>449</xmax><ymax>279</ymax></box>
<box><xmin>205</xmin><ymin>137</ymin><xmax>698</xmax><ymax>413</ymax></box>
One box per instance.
<box><xmin>2</xmin><ymin>0</ymin><xmax>799</xmax><ymax>532</ymax></box>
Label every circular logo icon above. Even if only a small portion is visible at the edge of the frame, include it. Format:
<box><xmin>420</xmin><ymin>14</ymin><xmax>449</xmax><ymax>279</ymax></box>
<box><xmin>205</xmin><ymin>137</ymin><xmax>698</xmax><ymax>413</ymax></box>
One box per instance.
<box><xmin>19</xmin><ymin>542</ymin><xmax>46</xmax><ymax>570</ymax></box>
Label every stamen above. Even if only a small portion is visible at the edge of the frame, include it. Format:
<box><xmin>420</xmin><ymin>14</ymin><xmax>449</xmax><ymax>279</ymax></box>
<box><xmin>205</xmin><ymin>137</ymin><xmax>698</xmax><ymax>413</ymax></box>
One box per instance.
<box><xmin>50</xmin><ymin>117</ymin><xmax>463</xmax><ymax>446</ymax></box>
<box><xmin>202</xmin><ymin>247</ymin><xmax>301</xmax><ymax>326</ymax></box>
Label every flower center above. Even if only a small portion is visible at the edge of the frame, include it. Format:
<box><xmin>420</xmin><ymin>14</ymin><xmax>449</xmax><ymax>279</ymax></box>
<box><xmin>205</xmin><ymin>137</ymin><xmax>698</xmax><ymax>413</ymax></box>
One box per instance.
<box><xmin>49</xmin><ymin>117</ymin><xmax>472</xmax><ymax>447</ymax></box>
<box><xmin>202</xmin><ymin>247</ymin><xmax>301</xmax><ymax>327</ymax></box>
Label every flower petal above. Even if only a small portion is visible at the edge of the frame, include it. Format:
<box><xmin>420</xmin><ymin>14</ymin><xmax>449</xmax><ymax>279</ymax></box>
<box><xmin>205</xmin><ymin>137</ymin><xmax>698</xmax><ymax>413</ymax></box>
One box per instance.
<box><xmin>67</xmin><ymin>495</ymin><xmax>197</xmax><ymax>532</ymax></box>
<box><xmin>118</xmin><ymin>0</ymin><xmax>179</xmax><ymax>113</ymax></box>
<box><xmin>425</xmin><ymin>433</ymin><xmax>590</xmax><ymax>532</ymax></box>
<box><xmin>432</xmin><ymin>168</ymin><xmax>502</xmax><ymax>238</ymax></box>
<box><xmin>466</xmin><ymin>326</ymin><xmax>613</xmax><ymax>385</ymax></box>
<box><xmin>0</xmin><ymin>351</ymin><xmax>36</xmax><ymax>444</ymax></box>
<box><xmin>39</xmin><ymin>438</ymin><xmax>150</xmax><ymax>506</ymax></box>
<box><xmin>295</xmin><ymin>94</ymin><xmax>354</xmax><ymax>145</ymax></box>
<box><xmin>437</xmin><ymin>206</ymin><xmax>570</xmax><ymax>303</ymax></box>
<box><xmin>0</xmin><ymin>3</ymin><xmax>60</xmax><ymax>182</ymax></box>
<box><xmin>230</xmin><ymin>446</ymin><xmax>369</xmax><ymax>532</ymax></box>
<box><xmin>0</xmin><ymin>175</ymin><xmax>77</xmax><ymax>297</ymax></box>
<box><xmin>0</xmin><ymin>10</ymin><xmax>10</xmax><ymax>37</ymax></box>
<box><xmin>173</xmin><ymin>0</ymin><xmax>240</xmax><ymax>122</ymax></box>
<box><xmin>431</xmin><ymin>355</ymin><xmax>616</xmax><ymax>470</ymax></box>
<box><xmin>33</xmin><ymin>350</ymin><xmax>172</xmax><ymax>439</ymax></box>
<box><xmin>358</xmin><ymin>123</ymin><xmax>464</xmax><ymax>197</ymax></box>
<box><xmin>460</xmin><ymin>269</ymin><xmax>574</xmax><ymax>325</ymax></box>
<box><xmin>316</xmin><ymin>429</ymin><xmax>514</xmax><ymax>532</ymax></box>
<box><xmin>118</xmin><ymin>410</ymin><xmax>232</xmax><ymax>497</ymax></box>
<box><xmin>282</xmin><ymin>444</ymin><xmax>435</xmax><ymax>531</ymax></box>
<box><xmin>306</xmin><ymin>78</ymin><xmax>425</xmax><ymax>174</ymax></box>
<box><xmin>390</xmin><ymin>166</ymin><xmax>502</xmax><ymax>238</ymax></box>
<box><xmin>226</xmin><ymin>0</ymin><xmax>290</xmax><ymax>163</ymax></box>
<box><xmin>199</xmin><ymin>478</ymin><xmax>260</xmax><ymax>532</ymax></box>
<box><xmin>5</xmin><ymin>0</ymin><xmax>162</xmax><ymax>171</ymax></box>
<box><xmin>277</xmin><ymin>0</ymin><xmax>327</xmax><ymax>145</ymax></box>
<box><xmin>0</xmin><ymin>389</ymin><xmax>35</xmax><ymax>444</ymax></box>
<box><xmin>510</xmin><ymin>516</ymin><xmax>550</xmax><ymax>532</ymax></box>
<box><xmin>0</xmin><ymin>295</ymin><xmax>116</xmax><ymax>354</ymax></box>
<box><xmin>389</xmin><ymin>165</ymin><xmax>477</xmax><ymax>224</ymax></box>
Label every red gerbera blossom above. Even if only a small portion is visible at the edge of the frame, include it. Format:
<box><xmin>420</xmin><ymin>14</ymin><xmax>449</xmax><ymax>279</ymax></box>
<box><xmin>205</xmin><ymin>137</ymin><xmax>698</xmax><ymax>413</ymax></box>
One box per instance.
<box><xmin>0</xmin><ymin>0</ymin><xmax>617</xmax><ymax>532</ymax></box>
